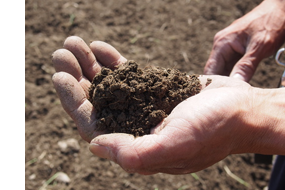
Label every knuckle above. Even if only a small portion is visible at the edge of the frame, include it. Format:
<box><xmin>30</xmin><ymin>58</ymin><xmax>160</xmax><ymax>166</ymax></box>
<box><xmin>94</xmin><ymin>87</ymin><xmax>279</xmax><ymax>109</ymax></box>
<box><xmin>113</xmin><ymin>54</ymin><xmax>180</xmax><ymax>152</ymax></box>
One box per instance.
<box><xmin>237</xmin><ymin>61</ymin><xmax>255</xmax><ymax>74</ymax></box>
<box><xmin>213</xmin><ymin>29</ymin><xmax>226</xmax><ymax>42</ymax></box>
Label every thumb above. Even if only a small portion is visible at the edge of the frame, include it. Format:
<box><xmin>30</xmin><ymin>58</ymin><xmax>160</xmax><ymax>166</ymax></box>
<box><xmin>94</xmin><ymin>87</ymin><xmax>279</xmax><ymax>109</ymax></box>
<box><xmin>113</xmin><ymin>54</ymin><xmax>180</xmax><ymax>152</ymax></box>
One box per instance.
<box><xmin>89</xmin><ymin>133</ymin><xmax>157</xmax><ymax>174</ymax></box>
<box><xmin>229</xmin><ymin>53</ymin><xmax>260</xmax><ymax>82</ymax></box>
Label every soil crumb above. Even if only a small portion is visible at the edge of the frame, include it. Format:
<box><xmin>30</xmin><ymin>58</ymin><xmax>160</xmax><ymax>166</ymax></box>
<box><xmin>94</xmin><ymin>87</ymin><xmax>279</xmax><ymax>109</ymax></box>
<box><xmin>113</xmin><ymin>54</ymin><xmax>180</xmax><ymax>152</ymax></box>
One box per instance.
<box><xmin>88</xmin><ymin>60</ymin><xmax>202</xmax><ymax>136</ymax></box>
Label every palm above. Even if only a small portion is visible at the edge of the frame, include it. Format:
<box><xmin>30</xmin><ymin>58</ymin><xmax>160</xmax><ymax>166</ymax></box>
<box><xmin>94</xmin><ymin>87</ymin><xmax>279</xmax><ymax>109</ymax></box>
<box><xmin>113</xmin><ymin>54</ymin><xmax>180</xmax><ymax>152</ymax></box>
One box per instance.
<box><xmin>52</xmin><ymin>36</ymin><xmax>127</xmax><ymax>142</ymax></box>
<box><xmin>142</xmin><ymin>76</ymin><xmax>252</xmax><ymax>173</ymax></box>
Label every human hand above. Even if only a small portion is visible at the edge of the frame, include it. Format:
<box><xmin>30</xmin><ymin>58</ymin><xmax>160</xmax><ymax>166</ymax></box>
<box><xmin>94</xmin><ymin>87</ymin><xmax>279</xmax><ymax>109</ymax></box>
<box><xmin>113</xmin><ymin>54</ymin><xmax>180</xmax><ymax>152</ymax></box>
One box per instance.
<box><xmin>52</xmin><ymin>36</ymin><xmax>251</xmax><ymax>174</ymax></box>
<box><xmin>204</xmin><ymin>0</ymin><xmax>285</xmax><ymax>82</ymax></box>
<box><xmin>89</xmin><ymin>75</ymin><xmax>256</xmax><ymax>175</ymax></box>
<box><xmin>53</xmin><ymin>36</ymin><xmax>285</xmax><ymax>175</ymax></box>
<box><xmin>52</xmin><ymin>36</ymin><xmax>127</xmax><ymax>142</ymax></box>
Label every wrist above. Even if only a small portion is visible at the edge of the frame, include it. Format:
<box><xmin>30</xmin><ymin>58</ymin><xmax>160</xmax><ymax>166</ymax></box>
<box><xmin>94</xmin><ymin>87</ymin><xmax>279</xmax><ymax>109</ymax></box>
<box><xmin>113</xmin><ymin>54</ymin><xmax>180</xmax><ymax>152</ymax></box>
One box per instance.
<box><xmin>263</xmin><ymin>0</ymin><xmax>285</xmax><ymax>17</ymax></box>
<box><xmin>264</xmin><ymin>0</ymin><xmax>285</xmax><ymax>9</ymax></box>
<box><xmin>232</xmin><ymin>88</ymin><xmax>285</xmax><ymax>155</ymax></box>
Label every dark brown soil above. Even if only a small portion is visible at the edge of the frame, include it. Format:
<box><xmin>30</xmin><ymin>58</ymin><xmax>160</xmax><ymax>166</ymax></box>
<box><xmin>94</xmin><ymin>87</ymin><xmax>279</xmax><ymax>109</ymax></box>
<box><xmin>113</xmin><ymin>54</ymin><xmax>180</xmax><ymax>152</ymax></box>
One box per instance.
<box><xmin>89</xmin><ymin>60</ymin><xmax>201</xmax><ymax>136</ymax></box>
<box><xmin>26</xmin><ymin>0</ymin><xmax>282</xmax><ymax>189</ymax></box>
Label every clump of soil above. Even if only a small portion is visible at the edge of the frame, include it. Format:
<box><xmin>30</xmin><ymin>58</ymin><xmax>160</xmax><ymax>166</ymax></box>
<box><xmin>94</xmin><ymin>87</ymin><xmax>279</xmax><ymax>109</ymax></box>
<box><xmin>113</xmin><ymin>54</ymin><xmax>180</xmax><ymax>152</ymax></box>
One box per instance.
<box><xmin>88</xmin><ymin>60</ymin><xmax>202</xmax><ymax>136</ymax></box>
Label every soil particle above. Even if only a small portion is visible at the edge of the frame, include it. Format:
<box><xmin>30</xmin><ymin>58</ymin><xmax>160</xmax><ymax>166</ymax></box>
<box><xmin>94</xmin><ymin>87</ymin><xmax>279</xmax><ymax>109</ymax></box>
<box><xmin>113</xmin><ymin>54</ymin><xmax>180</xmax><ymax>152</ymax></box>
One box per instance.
<box><xmin>88</xmin><ymin>60</ymin><xmax>202</xmax><ymax>136</ymax></box>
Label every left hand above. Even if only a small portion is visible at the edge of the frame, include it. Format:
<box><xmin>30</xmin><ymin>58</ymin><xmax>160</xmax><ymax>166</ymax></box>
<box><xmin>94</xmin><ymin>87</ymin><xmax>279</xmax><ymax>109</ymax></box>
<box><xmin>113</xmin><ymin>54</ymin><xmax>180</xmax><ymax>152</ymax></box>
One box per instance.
<box><xmin>204</xmin><ymin>0</ymin><xmax>285</xmax><ymax>82</ymax></box>
<box><xmin>52</xmin><ymin>36</ymin><xmax>127</xmax><ymax>142</ymax></box>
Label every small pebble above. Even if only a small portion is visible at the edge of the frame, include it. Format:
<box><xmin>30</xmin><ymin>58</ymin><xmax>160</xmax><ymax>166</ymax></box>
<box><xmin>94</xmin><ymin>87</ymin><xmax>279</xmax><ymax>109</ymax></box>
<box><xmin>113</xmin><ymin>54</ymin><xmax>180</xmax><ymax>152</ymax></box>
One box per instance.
<box><xmin>29</xmin><ymin>174</ymin><xmax>36</xmax><ymax>180</ymax></box>
<box><xmin>56</xmin><ymin>172</ymin><xmax>71</xmax><ymax>184</ymax></box>
<box><xmin>58</xmin><ymin>138</ymin><xmax>80</xmax><ymax>153</ymax></box>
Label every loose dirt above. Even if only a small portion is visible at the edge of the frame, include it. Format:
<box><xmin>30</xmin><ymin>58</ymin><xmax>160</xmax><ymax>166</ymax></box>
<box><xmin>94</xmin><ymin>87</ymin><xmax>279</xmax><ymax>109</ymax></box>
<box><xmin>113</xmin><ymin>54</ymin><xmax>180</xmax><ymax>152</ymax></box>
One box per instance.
<box><xmin>89</xmin><ymin>60</ymin><xmax>201</xmax><ymax>136</ymax></box>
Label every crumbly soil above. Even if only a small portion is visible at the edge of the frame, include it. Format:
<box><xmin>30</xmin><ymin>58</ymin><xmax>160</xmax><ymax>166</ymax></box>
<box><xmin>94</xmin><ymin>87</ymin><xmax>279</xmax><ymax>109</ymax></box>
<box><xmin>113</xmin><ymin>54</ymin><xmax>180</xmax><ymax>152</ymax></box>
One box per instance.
<box><xmin>88</xmin><ymin>60</ymin><xmax>201</xmax><ymax>136</ymax></box>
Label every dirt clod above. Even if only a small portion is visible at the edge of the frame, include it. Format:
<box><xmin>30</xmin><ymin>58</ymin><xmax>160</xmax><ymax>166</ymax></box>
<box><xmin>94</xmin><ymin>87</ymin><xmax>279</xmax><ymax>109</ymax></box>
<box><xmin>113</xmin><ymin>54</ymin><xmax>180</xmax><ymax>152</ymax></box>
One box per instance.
<box><xmin>88</xmin><ymin>60</ymin><xmax>202</xmax><ymax>136</ymax></box>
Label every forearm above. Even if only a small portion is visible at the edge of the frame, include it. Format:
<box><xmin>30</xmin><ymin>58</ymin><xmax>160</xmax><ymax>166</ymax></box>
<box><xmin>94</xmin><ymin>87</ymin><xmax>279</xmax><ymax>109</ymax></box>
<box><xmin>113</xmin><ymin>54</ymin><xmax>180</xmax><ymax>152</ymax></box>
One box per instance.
<box><xmin>234</xmin><ymin>88</ymin><xmax>285</xmax><ymax>155</ymax></box>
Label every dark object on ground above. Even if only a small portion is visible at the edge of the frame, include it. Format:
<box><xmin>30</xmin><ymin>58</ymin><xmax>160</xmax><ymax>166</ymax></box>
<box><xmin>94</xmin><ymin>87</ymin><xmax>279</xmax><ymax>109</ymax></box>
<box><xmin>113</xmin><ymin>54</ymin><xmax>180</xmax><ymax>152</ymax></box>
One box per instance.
<box><xmin>88</xmin><ymin>60</ymin><xmax>201</xmax><ymax>136</ymax></box>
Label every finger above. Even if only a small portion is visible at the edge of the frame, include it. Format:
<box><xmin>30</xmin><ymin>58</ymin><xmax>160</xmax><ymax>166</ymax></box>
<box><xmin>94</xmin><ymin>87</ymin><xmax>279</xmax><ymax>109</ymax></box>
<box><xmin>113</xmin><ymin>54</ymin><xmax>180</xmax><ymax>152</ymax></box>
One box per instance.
<box><xmin>204</xmin><ymin>27</ymin><xmax>247</xmax><ymax>76</ymax></box>
<box><xmin>89</xmin><ymin>133</ymin><xmax>141</xmax><ymax>173</ymax></box>
<box><xmin>89</xmin><ymin>133</ymin><xmax>168</xmax><ymax>174</ymax></box>
<box><xmin>196</xmin><ymin>75</ymin><xmax>227</xmax><ymax>91</ymax></box>
<box><xmin>198</xmin><ymin>75</ymin><xmax>226</xmax><ymax>89</ymax></box>
<box><xmin>198</xmin><ymin>75</ymin><xmax>251</xmax><ymax>92</ymax></box>
<box><xmin>204</xmin><ymin>50</ymin><xmax>226</xmax><ymax>75</ymax></box>
<box><xmin>63</xmin><ymin>36</ymin><xmax>102</xmax><ymax>80</ymax></box>
<box><xmin>204</xmin><ymin>43</ymin><xmax>243</xmax><ymax>76</ymax></box>
<box><xmin>52</xmin><ymin>49</ymin><xmax>91</xmax><ymax>95</ymax></box>
<box><xmin>89</xmin><ymin>123</ymin><xmax>196</xmax><ymax>175</ymax></box>
<box><xmin>90</xmin><ymin>41</ymin><xmax>127</xmax><ymax>69</ymax></box>
<box><xmin>52</xmin><ymin>72</ymin><xmax>102</xmax><ymax>142</ymax></box>
<box><xmin>229</xmin><ymin>53</ymin><xmax>261</xmax><ymax>82</ymax></box>
<box><xmin>89</xmin><ymin>133</ymin><xmax>200</xmax><ymax>174</ymax></box>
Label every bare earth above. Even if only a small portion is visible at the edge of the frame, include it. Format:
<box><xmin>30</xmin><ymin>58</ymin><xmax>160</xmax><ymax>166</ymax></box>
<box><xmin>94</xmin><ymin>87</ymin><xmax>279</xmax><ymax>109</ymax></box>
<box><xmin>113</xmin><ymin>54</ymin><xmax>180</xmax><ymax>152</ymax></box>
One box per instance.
<box><xmin>26</xmin><ymin>0</ymin><xmax>283</xmax><ymax>189</ymax></box>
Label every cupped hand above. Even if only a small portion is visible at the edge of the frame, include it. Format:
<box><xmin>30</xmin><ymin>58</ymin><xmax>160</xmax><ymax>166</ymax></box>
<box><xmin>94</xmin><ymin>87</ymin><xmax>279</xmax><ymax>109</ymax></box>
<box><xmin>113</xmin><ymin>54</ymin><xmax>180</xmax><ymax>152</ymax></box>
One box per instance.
<box><xmin>53</xmin><ymin>36</ymin><xmax>255</xmax><ymax>175</ymax></box>
<box><xmin>204</xmin><ymin>0</ymin><xmax>285</xmax><ymax>82</ymax></box>
<box><xmin>89</xmin><ymin>75</ymin><xmax>254</xmax><ymax>175</ymax></box>
<box><xmin>52</xmin><ymin>36</ymin><xmax>127</xmax><ymax>142</ymax></box>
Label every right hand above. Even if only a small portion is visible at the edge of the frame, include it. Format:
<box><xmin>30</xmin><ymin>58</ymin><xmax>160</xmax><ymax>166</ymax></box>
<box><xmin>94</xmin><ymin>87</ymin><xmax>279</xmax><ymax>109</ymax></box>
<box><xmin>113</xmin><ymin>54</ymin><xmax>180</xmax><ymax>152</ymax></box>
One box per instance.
<box><xmin>89</xmin><ymin>75</ymin><xmax>267</xmax><ymax>175</ymax></box>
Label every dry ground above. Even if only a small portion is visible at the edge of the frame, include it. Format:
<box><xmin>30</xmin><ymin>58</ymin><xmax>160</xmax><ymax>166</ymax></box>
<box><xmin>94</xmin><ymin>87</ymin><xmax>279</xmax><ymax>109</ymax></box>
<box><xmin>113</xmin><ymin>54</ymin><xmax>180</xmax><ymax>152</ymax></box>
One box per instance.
<box><xmin>26</xmin><ymin>0</ymin><xmax>283</xmax><ymax>189</ymax></box>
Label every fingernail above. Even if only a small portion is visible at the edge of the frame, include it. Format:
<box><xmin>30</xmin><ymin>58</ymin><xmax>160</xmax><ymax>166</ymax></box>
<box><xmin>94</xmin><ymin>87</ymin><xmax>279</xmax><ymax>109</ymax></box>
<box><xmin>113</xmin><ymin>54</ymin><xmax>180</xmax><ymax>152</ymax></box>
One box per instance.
<box><xmin>89</xmin><ymin>143</ymin><xmax>111</xmax><ymax>160</ymax></box>
<box><xmin>232</xmin><ymin>73</ymin><xmax>244</xmax><ymax>81</ymax></box>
